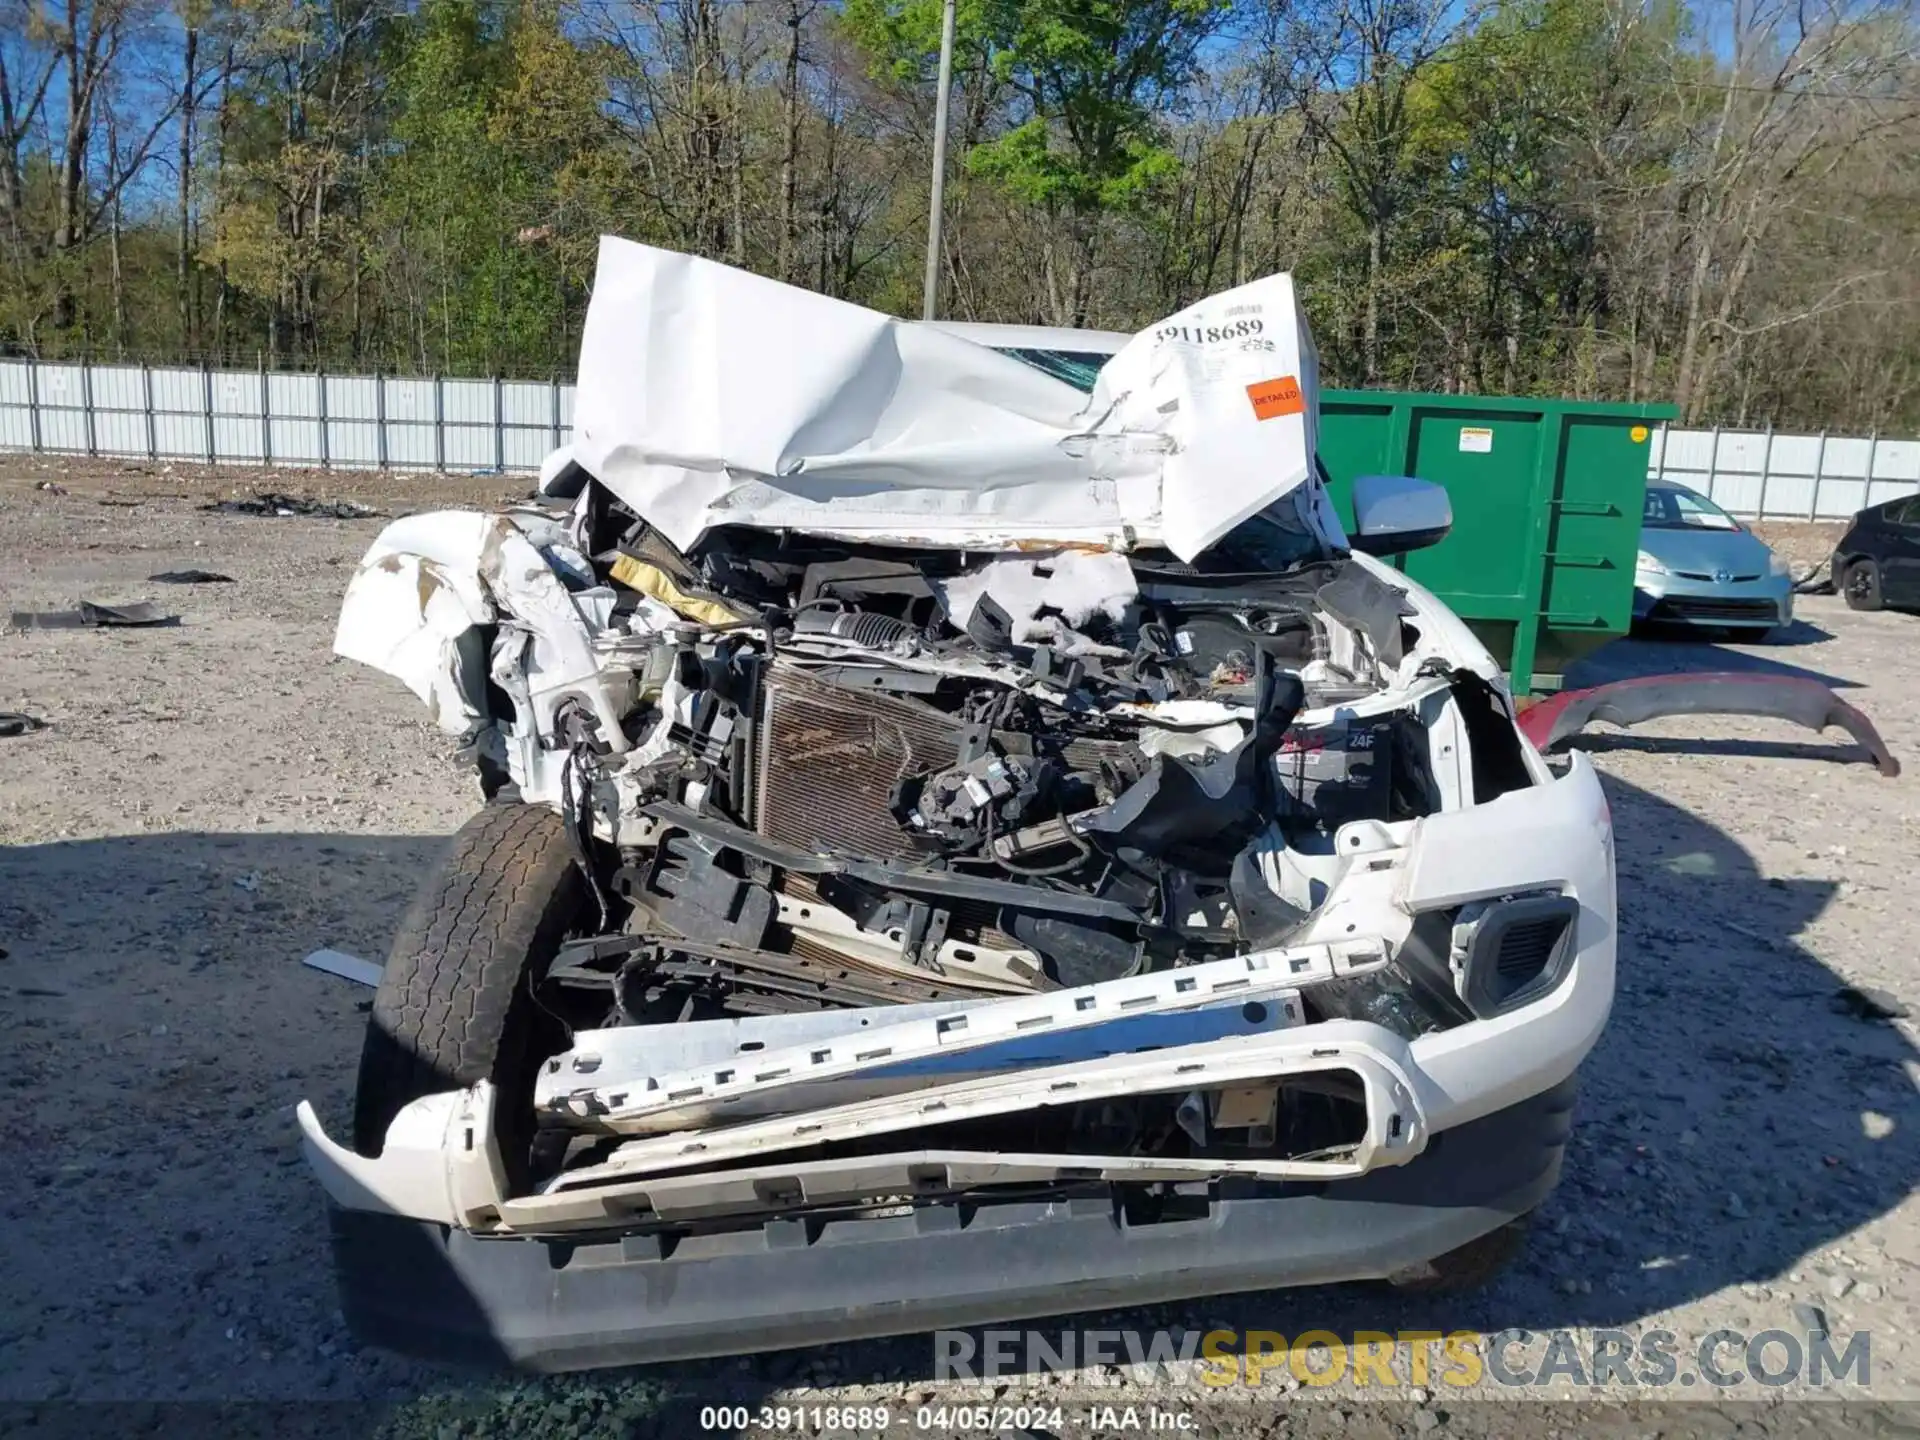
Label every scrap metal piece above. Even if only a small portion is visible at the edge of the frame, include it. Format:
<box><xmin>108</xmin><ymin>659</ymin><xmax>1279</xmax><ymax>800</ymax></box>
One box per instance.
<box><xmin>1518</xmin><ymin>671</ymin><xmax>1900</xmax><ymax>778</ymax></box>
<box><xmin>7</xmin><ymin>601</ymin><xmax>180</xmax><ymax>631</ymax></box>
<box><xmin>150</xmin><ymin>569</ymin><xmax>235</xmax><ymax>584</ymax></box>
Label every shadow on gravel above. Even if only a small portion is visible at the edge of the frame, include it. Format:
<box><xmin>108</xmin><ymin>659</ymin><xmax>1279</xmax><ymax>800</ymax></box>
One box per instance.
<box><xmin>6</xmin><ymin>793</ymin><xmax>1913</xmax><ymax>1425</ymax></box>
<box><xmin>1571</xmin><ymin>623</ymin><xmax>1858</xmax><ymax>690</ymax></box>
<box><xmin>1556</xmin><ymin>734</ymin><xmax>1882</xmax><ymax>769</ymax></box>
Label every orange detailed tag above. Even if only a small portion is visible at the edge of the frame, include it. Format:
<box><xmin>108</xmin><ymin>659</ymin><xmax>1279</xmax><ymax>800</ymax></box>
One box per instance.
<box><xmin>1246</xmin><ymin>375</ymin><xmax>1304</xmax><ymax>421</ymax></box>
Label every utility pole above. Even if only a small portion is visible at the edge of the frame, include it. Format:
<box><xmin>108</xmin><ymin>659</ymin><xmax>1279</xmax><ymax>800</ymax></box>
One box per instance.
<box><xmin>921</xmin><ymin>0</ymin><xmax>959</xmax><ymax>320</ymax></box>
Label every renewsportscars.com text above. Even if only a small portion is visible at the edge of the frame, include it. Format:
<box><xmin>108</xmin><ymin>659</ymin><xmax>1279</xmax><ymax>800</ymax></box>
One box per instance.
<box><xmin>934</xmin><ymin>1327</ymin><xmax>1870</xmax><ymax>1389</ymax></box>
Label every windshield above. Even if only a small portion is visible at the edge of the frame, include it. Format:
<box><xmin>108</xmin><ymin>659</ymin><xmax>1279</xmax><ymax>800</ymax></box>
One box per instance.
<box><xmin>994</xmin><ymin>346</ymin><xmax>1115</xmax><ymax>393</ymax></box>
<box><xmin>1645</xmin><ymin>485</ymin><xmax>1741</xmax><ymax>531</ymax></box>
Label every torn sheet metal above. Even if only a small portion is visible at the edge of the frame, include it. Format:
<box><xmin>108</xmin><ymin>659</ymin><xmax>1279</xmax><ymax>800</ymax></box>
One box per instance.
<box><xmin>569</xmin><ymin>237</ymin><xmax>1327</xmax><ymax>562</ymax></box>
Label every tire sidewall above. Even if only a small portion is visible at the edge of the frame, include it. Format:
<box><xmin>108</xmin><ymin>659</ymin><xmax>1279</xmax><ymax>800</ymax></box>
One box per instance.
<box><xmin>352</xmin><ymin>804</ymin><xmax>589</xmax><ymax>1182</ymax></box>
<box><xmin>1845</xmin><ymin>560</ymin><xmax>1883</xmax><ymax>611</ymax></box>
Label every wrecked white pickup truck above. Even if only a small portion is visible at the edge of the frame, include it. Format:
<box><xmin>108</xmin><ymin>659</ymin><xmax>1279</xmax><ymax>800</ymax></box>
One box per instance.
<box><xmin>299</xmin><ymin>238</ymin><xmax>1616</xmax><ymax>1371</ymax></box>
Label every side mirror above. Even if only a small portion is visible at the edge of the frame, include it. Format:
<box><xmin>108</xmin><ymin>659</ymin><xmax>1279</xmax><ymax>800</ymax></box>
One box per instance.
<box><xmin>1349</xmin><ymin>473</ymin><xmax>1452</xmax><ymax>557</ymax></box>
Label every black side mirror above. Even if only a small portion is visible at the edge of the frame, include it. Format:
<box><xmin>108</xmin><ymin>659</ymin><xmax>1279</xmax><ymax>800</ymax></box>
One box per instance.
<box><xmin>1349</xmin><ymin>474</ymin><xmax>1453</xmax><ymax>557</ymax></box>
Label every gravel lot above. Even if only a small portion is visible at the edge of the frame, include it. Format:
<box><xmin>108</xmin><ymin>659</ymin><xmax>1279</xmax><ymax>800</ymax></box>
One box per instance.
<box><xmin>2</xmin><ymin>458</ymin><xmax>1917</xmax><ymax>1437</ymax></box>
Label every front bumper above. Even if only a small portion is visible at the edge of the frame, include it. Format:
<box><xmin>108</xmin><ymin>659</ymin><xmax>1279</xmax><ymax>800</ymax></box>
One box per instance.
<box><xmin>328</xmin><ymin>1074</ymin><xmax>1578</xmax><ymax>1372</ymax></box>
<box><xmin>1634</xmin><ymin>571</ymin><xmax>1792</xmax><ymax>628</ymax></box>
<box><xmin>306</xmin><ymin>755</ymin><xmax>1615</xmax><ymax>1369</ymax></box>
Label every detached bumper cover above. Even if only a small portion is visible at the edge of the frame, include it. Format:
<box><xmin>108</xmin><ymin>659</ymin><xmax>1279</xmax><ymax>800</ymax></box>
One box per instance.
<box><xmin>328</xmin><ymin>1075</ymin><xmax>1577</xmax><ymax>1372</ymax></box>
<box><xmin>1519</xmin><ymin>672</ymin><xmax>1900</xmax><ymax>778</ymax></box>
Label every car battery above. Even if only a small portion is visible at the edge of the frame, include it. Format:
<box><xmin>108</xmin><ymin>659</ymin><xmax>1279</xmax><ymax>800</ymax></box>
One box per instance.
<box><xmin>1274</xmin><ymin>717</ymin><xmax>1395</xmax><ymax>826</ymax></box>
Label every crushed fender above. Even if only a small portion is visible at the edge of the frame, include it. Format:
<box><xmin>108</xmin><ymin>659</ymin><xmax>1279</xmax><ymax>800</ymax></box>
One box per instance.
<box><xmin>1518</xmin><ymin>671</ymin><xmax>1900</xmax><ymax>777</ymax></box>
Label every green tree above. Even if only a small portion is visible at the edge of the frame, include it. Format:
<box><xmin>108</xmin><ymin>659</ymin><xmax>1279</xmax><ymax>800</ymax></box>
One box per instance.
<box><xmin>847</xmin><ymin>0</ymin><xmax>1227</xmax><ymax>325</ymax></box>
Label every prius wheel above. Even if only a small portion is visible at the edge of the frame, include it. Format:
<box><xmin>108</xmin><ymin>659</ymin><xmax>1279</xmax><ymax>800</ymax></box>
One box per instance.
<box><xmin>352</xmin><ymin>804</ymin><xmax>591</xmax><ymax>1186</ymax></box>
<box><xmin>1386</xmin><ymin>1214</ymin><xmax>1532</xmax><ymax>1293</ymax></box>
<box><xmin>1844</xmin><ymin>560</ymin><xmax>1884</xmax><ymax>612</ymax></box>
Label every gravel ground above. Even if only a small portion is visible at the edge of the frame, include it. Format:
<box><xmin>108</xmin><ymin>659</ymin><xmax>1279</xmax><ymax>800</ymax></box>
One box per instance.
<box><xmin>2</xmin><ymin>458</ymin><xmax>1916</xmax><ymax>1437</ymax></box>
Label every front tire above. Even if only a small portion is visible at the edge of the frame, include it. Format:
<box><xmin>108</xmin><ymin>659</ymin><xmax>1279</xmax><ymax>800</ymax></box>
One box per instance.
<box><xmin>1843</xmin><ymin>559</ymin><xmax>1885</xmax><ymax>611</ymax></box>
<box><xmin>353</xmin><ymin>804</ymin><xmax>588</xmax><ymax>1181</ymax></box>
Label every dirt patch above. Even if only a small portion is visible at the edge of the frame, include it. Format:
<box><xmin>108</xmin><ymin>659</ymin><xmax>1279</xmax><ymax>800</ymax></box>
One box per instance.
<box><xmin>3</xmin><ymin>450</ymin><xmax>529</xmax><ymax>512</ymax></box>
<box><xmin>1748</xmin><ymin>520</ymin><xmax>1848</xmax><ymax>577</ymax></box>
<box><xmin>2</xmin><ymin>477</ymin><xmax>1917</xmax><ymax>1431</ymax></box>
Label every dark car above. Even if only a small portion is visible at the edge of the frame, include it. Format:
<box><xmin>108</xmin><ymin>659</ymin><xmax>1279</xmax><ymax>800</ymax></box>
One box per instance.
<box><xmin>1833</xmin><ymin>495</ymin><xmax>1920</xmax><ymax>611</ymax></box>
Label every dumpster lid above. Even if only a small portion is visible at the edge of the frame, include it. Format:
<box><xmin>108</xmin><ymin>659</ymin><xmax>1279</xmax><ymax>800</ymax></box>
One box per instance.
<box><xmin>569</xmin><ymin>237</ymin><xmax>1337</xmax><ymax>563</ymax></box>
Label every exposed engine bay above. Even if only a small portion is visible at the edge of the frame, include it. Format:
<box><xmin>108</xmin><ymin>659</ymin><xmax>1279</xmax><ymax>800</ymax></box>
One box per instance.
<box><xmin>305</xmin><ymin>242</ymin><xmax>1614</xmax><ymax>1249</ymax></box>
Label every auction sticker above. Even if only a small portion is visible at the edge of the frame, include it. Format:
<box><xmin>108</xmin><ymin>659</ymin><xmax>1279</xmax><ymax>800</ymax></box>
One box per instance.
<box><xmin>1245</xmin><ymin>375</ymin><xmax>1304</xmax><ymax>421</ymax></box>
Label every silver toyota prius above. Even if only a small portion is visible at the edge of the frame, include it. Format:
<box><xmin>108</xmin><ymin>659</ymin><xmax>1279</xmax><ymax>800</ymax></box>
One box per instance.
<box><xmin>1634</xmin><ymin>481</ymin><xmax>1794</xmax><ymax>635</ymax></box>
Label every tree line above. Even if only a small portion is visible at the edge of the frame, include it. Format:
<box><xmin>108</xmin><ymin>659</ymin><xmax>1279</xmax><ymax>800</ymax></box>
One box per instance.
<box><xmin>3</xmin><ymin>0</ymin><xmax>1918</xmax><ymax>429</ymax></box>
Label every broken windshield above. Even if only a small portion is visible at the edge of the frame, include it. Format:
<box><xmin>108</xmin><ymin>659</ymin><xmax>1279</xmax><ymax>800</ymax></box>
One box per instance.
<box><xmin>993</xmin><ymin>347</ymin><xmax>1115</xmax><ymax>393</ymax></box>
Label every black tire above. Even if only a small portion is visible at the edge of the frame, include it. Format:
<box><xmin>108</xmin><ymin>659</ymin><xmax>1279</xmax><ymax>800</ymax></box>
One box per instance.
<box><xmin>1843</xmin><ymin>559</ymin><xmax>1885</xmax><ymax>612</ymax></box>
<box><xmin>353</xmin><ymin>803</ymin><xmax>588</xmax><ymax>1179</ymax></box>
<box><xmin>1386</xmin><ymin>1214</ymin><xmax>1531</xmax><ymax>1294</ymax></box>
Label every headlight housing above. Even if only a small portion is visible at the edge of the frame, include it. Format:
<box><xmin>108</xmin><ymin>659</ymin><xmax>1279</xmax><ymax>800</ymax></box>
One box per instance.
<box><xmin>1768</xmin><ymin>550</ymin><xmax>1792</xmax><ymax>578</ymax></box>
<box><xmin>1636</xmin><ymin>549</ymin><xmax>1669</xmax><ymax>575</ymax></box>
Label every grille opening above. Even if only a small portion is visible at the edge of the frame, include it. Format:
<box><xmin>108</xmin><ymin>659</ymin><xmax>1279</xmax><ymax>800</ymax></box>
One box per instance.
<box><xmin>1456</xmin><ymin>895</ymin><xmax>1579</xmax><ymax>1017</ymax></box>
<box><xmin>1652</xmin><ymin>596</ymin><xmax>1778</xmax><ymax>622</ymax></box>
<box><xmin>1495</xmin><ymin>918</ymin><xmax>1565</xmax><ymax>982</ymax></box>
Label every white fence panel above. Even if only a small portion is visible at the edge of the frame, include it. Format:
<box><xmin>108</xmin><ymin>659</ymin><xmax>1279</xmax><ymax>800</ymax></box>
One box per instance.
<box><xmin>1877</xmin><ymin>439</ymin><xmax>1920</xmax><ymax>480</ymax></box>
<box><xmin>15</xmin><ymin>363</ymin><xmax>1917</xmax><ymax>518</ymax></box>
<box><xmin>0</xmin><ymin>361</ymin><xmax>30</xmax><ymax>447</ymax></box>
<box><xmin>91</xmin><ymin>365</ymin><xmax>150</xmax><ymax>454</ymax></box>
<box><xmin>1649</xmin><ymin>426</ymin><xmax>1920</xmax><ymax>521</ymax></box>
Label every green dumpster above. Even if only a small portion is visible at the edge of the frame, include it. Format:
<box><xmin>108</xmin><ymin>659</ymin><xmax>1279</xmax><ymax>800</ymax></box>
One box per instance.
<box><xmin>1318</xmin><ymin>391</ymin><xmax>1674</xmax><ymax>697</ymax></box>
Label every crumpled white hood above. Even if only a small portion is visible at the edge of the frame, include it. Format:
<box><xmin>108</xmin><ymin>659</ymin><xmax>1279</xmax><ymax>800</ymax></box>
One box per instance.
<box><xmin>570</xmin><ymin>238</ymin><xmax>1329</xmax><ymax>562</ymax></box>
